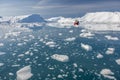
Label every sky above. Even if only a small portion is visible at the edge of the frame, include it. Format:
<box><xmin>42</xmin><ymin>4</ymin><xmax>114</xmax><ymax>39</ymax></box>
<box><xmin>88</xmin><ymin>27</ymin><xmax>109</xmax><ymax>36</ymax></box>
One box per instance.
<box><xmin>0</xmin><ymin>0</ymin><xmax>120</xmax><ymax>18</ymax></box>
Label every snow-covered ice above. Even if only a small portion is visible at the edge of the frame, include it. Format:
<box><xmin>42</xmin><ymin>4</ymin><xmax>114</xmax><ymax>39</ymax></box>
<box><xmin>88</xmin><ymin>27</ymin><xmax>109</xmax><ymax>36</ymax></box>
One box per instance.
<box><xmin>16</xmin><ymin>65</ymin><xmax>33</xmax><ymax>80</ymax></box>
<box><xmin>81</xmin><ymin>43</ymin><xmax>92</xmax><ymax>51</ymax></box>
<box><xmin>81</xmin><ymin>12</ymin><xmax>120</xmax><ymax>23</ymax></box>
<box><xmin>51</xmin><ymin>54</ymin><xmax>69</xmax><ymax>62</ymax></box>
<box><xmin>100</xmin><ymin>69</ymin><xmax>116</xmax><ymax>80</ymax></box>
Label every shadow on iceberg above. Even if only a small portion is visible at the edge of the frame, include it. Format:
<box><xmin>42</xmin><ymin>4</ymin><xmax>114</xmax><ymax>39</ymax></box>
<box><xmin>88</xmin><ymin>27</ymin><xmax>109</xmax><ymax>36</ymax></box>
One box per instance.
<box><xmin>18</xmin><ymin>14</ymin><xmax>46</xmax><ymax>23</ymax></box>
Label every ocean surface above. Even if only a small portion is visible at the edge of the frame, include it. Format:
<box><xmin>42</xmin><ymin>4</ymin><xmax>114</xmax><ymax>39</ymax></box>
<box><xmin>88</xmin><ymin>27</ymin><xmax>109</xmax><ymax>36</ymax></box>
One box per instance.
<box><xmin>0</xmin><ymin>26</ymin><xmax>120</xmax><ymax>80</ymax></box>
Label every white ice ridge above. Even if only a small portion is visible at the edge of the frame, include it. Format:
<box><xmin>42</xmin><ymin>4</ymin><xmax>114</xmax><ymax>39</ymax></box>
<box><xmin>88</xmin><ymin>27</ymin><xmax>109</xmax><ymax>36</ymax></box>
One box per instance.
<box><xmin>16</xmin><ymin>65</ymin><xmax>33</xmax><ymax>80</ymax></box>
<box><xmin>81</xmin><ymin>43</ymin><xmax>92</xmax><ymax>51</ymax></box>
<box><xmin>100</xmin><ymin>69</ymin><xmax>116</xmax><ymax>80</ymax></box>
<box><xmin>51</xmin><ymin>54</ymin><xmax>69</xmax><ymax>62</ymax></box>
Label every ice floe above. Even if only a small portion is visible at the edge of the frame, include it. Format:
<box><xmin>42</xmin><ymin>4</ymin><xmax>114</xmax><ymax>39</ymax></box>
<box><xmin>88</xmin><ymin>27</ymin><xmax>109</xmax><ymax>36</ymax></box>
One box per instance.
<box><xmin>51</xmin><ymin>54</ymin><xmax>69</xmax><ymax>62</ymax></box>
<box><xmin>80</xmin><ymin>32</ymin><xmax>94</xmax><ymax>38</ymax></box>
<box><xmin>96</xmin><ymin>53</ymin><xmax>103</xmax><ymax>59</ymax></box>
<box><xmin>106</xmin><ymin>48</ymin><xmax>115</xmax><ymax>55</ymax></box>
<box><xmin>65</xmin><ymin>37</ymin><xmax>76</xmax><ymax>41</ymax></box>
<box><xmin>105</xmin><ymin>35</ymin><xmax>119</xmax><ymax>41</ymax></box>
<box><xmin>0</xmin><ymin>43</ymin><xmax>4</xmax><ymax>47</ymax></box>
<box><xmin>16</xmin><ymin>65</ymin><xmax>33</xmax><ymax>80</ymax></box>
<box><xmin>0</xmin><ymin>63</ymin><xmax>4</xmax><ymax>67</ymax></box>
<box><xmin>115</xmin><ymin>59</ymin><xmax>120</xmax><ymax>65</ymax></box>
<box><xmin>45</xmin><ymin>41</ymin><xmax>56</xmax><ymax>47</ymax></box>
<box><xmin>100</xmin><ymin>69</ymin><xmax>116</xmax><ymax>80</ymax></box>
<box><xmin>81</xmin><ymin>43</ymin><xmax>92</xmax><ymax>51</ymax></box>
<box><xmin>0</xmin><ymin>52</ymin><xmax>6</xmax><ymax>55</ymax></box>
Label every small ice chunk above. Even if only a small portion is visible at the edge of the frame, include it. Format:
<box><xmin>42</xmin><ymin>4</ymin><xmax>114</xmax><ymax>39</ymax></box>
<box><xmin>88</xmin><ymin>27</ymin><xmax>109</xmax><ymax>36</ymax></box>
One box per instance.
<box><xmin>115</xmin><ymin>59</ymin><xmax>120</xmax><ymax>65</ymax></box>
<box><xmin>46</xmin><ymin>41</ymin><xmax>56</xmax><ymax>47</ymax></box>
<box><xmin>58</xmin><ymin>33</ymin><xmax>62</xmax><ymax>36</ymax></box>
<box><xmin>80</xmin><ymin>32</ymin><xmax>94</xmax><ymax>38</ymax></box>
<box><xmin>16</xmin><ymin>65</ymin><xmax>33</xmax><ymax>80</ymax></box>
<box><xmin>69</xmin><ymin>30</ymin><xmax>73</xmax><ymax>33</ymax></box>
<box><xmin>0</xmin><ymin>43</ymin><xmax>4</xmax><ymax>47</ymax></box>
<box><xmin>100</xmin><ymin>69</ymin><xmax>116</xmax><ymax>80</ymax></box>
<box><xmin>96</xmin><ymin>53</ymin><xmax>103</xmax><ymax>59</ymax></box>
<box><xmin>0</xmin><ymin>52</ymin><xmax>6</xmax><ymax>55</ymax></box>
<box><xmin>73</xmin><ymin>63</ymin><xmax>78</xmax><ymax>67</ymax></box>
<box><xmin>51</xmin><ymin>54</ymin><xmax>69</xmax><ymax>62</ymax></box>
<box><xmin>105</xmin><ymin>35</ymin><xmax>119</xmax><ymax>40</ymax></box>
<box><xmin>65</xmin><ymin>37</ymin><xmax>76</xmax><ymax>41</ymax></box>
<box><xmin>106</xmin><ymin>48</ymin><xmax>115</xmax><ymax>55</ymax></box>
<box><xmin>0</xmin><ymin>63</ymin><xmax>4</xmax><ymax>66</ymax></box>
<box><xmin>81</xmin><ymin>43</ymin><xmax>92</xmax><ymax>51</ymax></box>
<box><xmin>9</xmin><ymin>73</ymin><xmax>14</xmax><ymax>76</ymax></box>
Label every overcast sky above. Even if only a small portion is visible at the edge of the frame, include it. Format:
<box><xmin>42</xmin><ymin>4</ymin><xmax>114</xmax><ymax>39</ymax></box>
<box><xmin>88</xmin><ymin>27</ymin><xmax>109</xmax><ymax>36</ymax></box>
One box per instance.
<box><xmin>0</xmin><ymin>0</ymin><xmax>120</xmax><ymax>18</ymax></box>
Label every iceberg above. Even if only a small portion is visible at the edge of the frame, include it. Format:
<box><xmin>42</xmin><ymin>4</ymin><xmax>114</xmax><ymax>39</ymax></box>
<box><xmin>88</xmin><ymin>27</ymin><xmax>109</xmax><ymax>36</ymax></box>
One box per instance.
<box><xmin>81</xmin><ymin>12</ymin><xmax>120</xmax><ymax>24</ymax></box>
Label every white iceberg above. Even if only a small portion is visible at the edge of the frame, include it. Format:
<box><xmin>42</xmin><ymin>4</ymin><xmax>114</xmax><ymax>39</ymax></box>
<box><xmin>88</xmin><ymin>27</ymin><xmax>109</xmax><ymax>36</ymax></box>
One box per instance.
<box><xmin>16</xmin><ymin>65</ymin><xmax>33</xmax><ymax>80</ymax></box>
<box><xmin>81</xmin><ymin>12</ymin><xmax>120</xmax><ymax>23</ymax></box>
<box><xmin>51</xmin><ymin>54</ymin><xmax>69</xmax><ymax>62</ymax></box>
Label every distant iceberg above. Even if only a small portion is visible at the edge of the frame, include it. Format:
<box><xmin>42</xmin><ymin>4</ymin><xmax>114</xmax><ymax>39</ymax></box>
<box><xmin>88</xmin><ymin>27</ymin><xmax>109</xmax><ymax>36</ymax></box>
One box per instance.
<box><xmin>0</xmin><ymin>14</ymin><xmax>46</xmax><ymax>23</ymax></box>
<box><xmin>18</xmin><ymin>14</ymin><xmax>46</xmax><ymax>23</ymax></box>
<box><xmin>81</xmin><ymin>12</ymin><xmax>120</xmax><ymax>24</ymax></box>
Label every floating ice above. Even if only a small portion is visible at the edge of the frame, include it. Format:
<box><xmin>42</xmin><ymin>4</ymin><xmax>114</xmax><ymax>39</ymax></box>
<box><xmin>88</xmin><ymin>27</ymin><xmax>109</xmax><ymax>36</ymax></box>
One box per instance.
<box><xmin>0</xmin><ymin>63</ymin><xmax>4</xmax><ymax>67</ymax></box>
<box><xmin>16</xmin><ymin>65</ymin><xmax>33</xmax><ymax>80</ymax></box>
<box><xmin>51</xmin><ymin>54</ymin><xmax>69</xmax><ymax>62</ymax></box>
<box><xmin>45</xmin><ymin>41</ymin><xmax>56</xmax><ymax>47</ymax></box>
<box><xmin>100</xmin><ymin>69</ymin><xmax>116</xmax><ymax>80</ymax></box>
<box><xmin>105</xmin><ymin>35</ymin><xmax>119</xmax><ymax>41</ymax></box>
<box><xmin>81</xmin><ymin>43</ymin><xmax>92</xmax><ymax>51</ymax></box>
<box><xmin>96</xmin><ymin>53</ymin><xmax>103</xmax><ymax>59</ymax></box>
<box><xmin>80</xmin><ymin>32</ymin><xmax>94</xmax><ymax>38</ymax></box>
<box><xmin>65</xmin><ymin>37</ymin><xmax>76</xmax><ymax>41</ymax></box>
<box><xmin>0</xmin><ymin>43</ymin><xmax>4</xmax><ymax>47</ymax></box>
<box><xmin>106</xmin><ymin>48</ymin><xmax>115</xmax><ymax>55</ymax></box>
<box><xmin>0</xmin><ymin>52</ymin><xmax>6</xmax><ymax>55</ymax></box>
<box><xmin>4</xmin><ymin>31</ymin><xmax>21</xmax><ymax>39</ymax></box>
<box><xmin>115</xmin><ymin>59</ymin><xmax>120</xmax><ymax>65</ymax></box>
